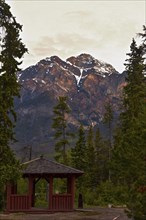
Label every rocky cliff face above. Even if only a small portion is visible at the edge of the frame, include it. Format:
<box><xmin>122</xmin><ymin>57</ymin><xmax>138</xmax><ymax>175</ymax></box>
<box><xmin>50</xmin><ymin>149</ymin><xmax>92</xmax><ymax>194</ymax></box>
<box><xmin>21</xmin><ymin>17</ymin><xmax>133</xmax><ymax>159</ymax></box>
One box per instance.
<box><xmin>14</xmin><ymin>54</ymin><xmax>126</xmax><ymax>158</ymax></box>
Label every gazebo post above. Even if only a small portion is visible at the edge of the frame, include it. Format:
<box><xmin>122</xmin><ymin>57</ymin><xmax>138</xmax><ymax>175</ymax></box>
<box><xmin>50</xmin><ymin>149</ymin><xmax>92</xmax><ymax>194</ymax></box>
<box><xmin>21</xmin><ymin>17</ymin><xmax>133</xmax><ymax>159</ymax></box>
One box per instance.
<box><xmin>6</xmin><ymin>183</ymin><xmax>12</xmax><ymax>213</ymax></box>
<box><xmin>49</xmin><ymin>175</ymin><xmax>53</xmax><ymax>210</ymax></box>
<box><xmin>67</xmin><ymin>176</ymin><xmax>71</xmax><ymax>193</ymax></box>
<box><xmin>11</xmin><ymin>183</ymin><xmax>17</xmax><ymax>194</ymax></box>
<box><xmin>32</xmin><ymin>179</ymin><xmax>35</xmax><ymax>207</ymax></box>
<box><xmin>28</xmin><ymin>176</ymin><xmax>34</xmax><ymax>209</ymax></box>
<box><xmin>70</xmin><ymin>175</ymin><xmax>75</xmax><ymax>210</ymax></box>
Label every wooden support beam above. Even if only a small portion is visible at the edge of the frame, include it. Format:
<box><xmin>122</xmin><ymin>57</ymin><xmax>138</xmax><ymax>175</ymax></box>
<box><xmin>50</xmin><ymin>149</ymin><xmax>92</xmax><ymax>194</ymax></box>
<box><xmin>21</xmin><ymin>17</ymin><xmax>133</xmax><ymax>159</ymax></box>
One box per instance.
<box><xmin>6</xmin><ymin>183</ymin><xmax>11</xmax><ymax>212</ymax></box>
<box><xmin>44</xmin><ymin>176</ymin><xmax>50</xmax><ymax>183</ymax></box>
<box><xmin>49</xmin><ymin>175</ymin><xmax>53</xmax><ymax>210</ymax></box>
<box><xmin>70</xmin><ymin>175</ymin><xmax>75</xmax><ymax>210</ymax></box>
<box><xmin>67</xmin><ymin>176</ymin><xmax>71</xmax><ymax>193</ymax></box>
<box><xmin>32</xmin><ymin>179</ymin><xmax>36</xmax><ymax>207</ymax></box>
<box><xmin>28</xmin><ymin>176</ymin><xmax>34</xmax><ymax>209</ymax></box>
<box><xmin>34</xmin><ymin>177</ymin><xmax>41</xmax><ymax>184</ymax></box>
<box><xmin>11</xmin><ymin>183</ymin><xmax>17</xmax><ymax>194</ymax></box>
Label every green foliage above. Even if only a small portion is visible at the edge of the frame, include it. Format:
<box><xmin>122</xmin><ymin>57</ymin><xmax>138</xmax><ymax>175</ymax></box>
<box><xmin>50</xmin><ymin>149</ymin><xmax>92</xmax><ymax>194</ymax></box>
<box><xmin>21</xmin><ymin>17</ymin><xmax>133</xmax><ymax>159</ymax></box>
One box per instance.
<box><xmin>94</xmin><ymin>129</ymin><xmax>109</xmax><ymax>183</ymax></box>
<box><xmin>35</xmin><ymin>179</ymin><xmax>48</xmax><ymax>208</ymax></box>
<box><xmin>84</xmin><ymin>126</ymin><xmax>109</xmax><ymax>189</ymax></box>
<box><xmin>112</xmin><ymin>38</ymin><xmax>146</xmax><ymax>184</ymax></box>
<box><xmin>71</xmin><ymin>125</ymin><xmax>86</xmax><ymax>191</ymax></box>
<box><xmin>111</xmin><ymin>28</ymin><xmax>146</xmax><ymax>219</ymax></box>
<box><xmin>85</xmin><ymin>125</ymin><xmax>96</xmax><ymax>188</ymax></box>
<box><xmin>52</xmin><ymin>96</ymin><xmax>72</xmax><ymax>164</ymax></box>
<box><xmin>73</xmin><ymin>27</ymin><xmax>146</xmax><ymax>214</ymax></box>
<box><xmin>0</xmin><ymin>0</ymin><xmax>28</xmax><ymax>147</ymax></box>
<box><xmin>0</xmin><ymin>145</ymin><xmax>21</xmax><ymax>182</ymax></box>
<box><xmin>70</xmin><ymin>125</ymin><xmax>109</xmax><ymax>193</ymax></box>
<box><xmin>71</xmin><ymin>124</ymin><xmax>86</xmax><ymax>170</ymax></box>
<box><xmin>103</xmin><ymin>101</ymin><xmax>114</xmax><ymax>182</ymax></box>
<box><xmin>95</xmin><ymin>182</ymin><xmax>125</xmax><ymax>206</ymax></box>
<box><xmin>126</xmin><ymin>185</ymin><xmax>146</xmax><ymax>220</ymax></box>
<box><xmin>103</xmin><ymin>101</ymin><xmax>113</xmax><ymax>130</ymax></box>
<box><xmin>17</xmin><ymin>177</ymin><xmax>28</xmax><ymax>194</ymax></box>
<box><xmin>0</xmin><ymin>0</ymin><xmax>27</xmax><ymax>209</ymax></box>
<box><xmin>0</xmin><ymin>141</ymin><xmax>22</xmax><ymax>211</ymax></box>
<box><xmin>53</xmin><ymin>178</ymin><xmax>67</xmax><ymax>194</ymax></box>
<box><xmin>80</xmin><ymin>182</ymin><xmax>128</xmax><ymax>207</ymax></box>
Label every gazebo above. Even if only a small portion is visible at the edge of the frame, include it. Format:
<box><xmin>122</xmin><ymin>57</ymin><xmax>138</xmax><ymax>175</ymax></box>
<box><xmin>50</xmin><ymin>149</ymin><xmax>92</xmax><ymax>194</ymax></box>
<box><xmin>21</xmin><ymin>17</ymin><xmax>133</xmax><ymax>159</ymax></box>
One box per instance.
<box><xmin>6</xmin><ymin>156</ymin><xmax>84</xmax><ymax>213</ymax></box>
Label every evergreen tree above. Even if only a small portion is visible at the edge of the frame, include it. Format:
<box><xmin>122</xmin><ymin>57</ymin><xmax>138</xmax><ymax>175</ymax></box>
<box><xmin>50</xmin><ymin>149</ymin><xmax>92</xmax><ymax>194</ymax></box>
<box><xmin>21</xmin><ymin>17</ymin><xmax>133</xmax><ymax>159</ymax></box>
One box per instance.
<box><xmin>0</xmin><ymin>0</ymin><xmax>27</xmax><ymax>209</ymax></box>
<box><xmin>138</xmin><ymin>25</ymin><xmax>146</xmax><ymax>54</ymax></box>
<box><xmin>103</xmin><ymin>101</ymin><xmax>113</xmax><ymax>181</ymax></box>
<box><xmin>94</xmin><ymin>128</ymin><xmax>109</xmax><ymax>184</ymax></box>
<box><xmin>71</xmin><ymin>124</ymin><xmax>86</xmax><ymax>171</ymax></box>
<box><xmin>112</xmin><ymin>37</ymin><xmax>146</xmax><ymax>219</ymax></box>
<box><xmin>52</xmin><ymin>96</ymin><xmax>72</xmax><ymax>164</ymax></box>
<box><xmin>85</xmin><ymin>125</ymin><xmax>96</xmax><ymax>188</ymax></box>
<box><xmin>112</xmin><ymin>38</ymin><xmax>146</xmax><ymax>183</ymax></box>
<box><xmin>71</xmin><ymin>124</ymin><xmax>86</xmax><ymax>191</ymax></box>
<box><xmin>103</xmin><ymin>101</ymin><xmax>113</xmax><ymax>142</ymax></box>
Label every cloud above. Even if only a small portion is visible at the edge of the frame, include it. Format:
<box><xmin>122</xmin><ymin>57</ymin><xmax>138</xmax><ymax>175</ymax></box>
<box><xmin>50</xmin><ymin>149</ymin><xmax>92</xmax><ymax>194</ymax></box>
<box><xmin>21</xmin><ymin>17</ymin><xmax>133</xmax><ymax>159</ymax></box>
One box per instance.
<box><xmin>12</xmin><ymin>0</ymin><xmax>144</xmax><ymax>72</ymax></box>
<box><xmin>64</xmin><ymin>10</ymin><xmax>91</xmax><ymax>18</ymax></box>
<box><xmin>31</xmin><ymin>33</ymin><xmax>100</xmax><ymax>59</ymax></box>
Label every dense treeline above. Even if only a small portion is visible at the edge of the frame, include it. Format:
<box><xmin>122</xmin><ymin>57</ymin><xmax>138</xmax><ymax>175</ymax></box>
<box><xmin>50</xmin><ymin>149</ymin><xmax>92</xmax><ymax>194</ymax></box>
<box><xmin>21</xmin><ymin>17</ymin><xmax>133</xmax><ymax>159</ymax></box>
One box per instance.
<box><xmin>0</xmin><ymin>1</ymin><xmax>146</xmax><ymax>219</ymax></box>
<box><xmin>0</xmin><ymin>0</ymin><xmax>27</xmax><ymax>209</ymax></box>
<box><xmin>52</xmin><ymin>26</ymin><xmax>146</xmax><ymax>219</ymax></box>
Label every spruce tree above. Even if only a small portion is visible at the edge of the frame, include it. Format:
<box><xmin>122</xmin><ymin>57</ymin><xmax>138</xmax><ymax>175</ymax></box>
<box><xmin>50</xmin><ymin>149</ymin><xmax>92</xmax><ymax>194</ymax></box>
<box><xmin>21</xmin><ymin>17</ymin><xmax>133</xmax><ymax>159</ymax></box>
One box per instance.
<box><xmin>0</xmin><ymin>0</ymin><xmax>27</xmax><ymax>208</ymax></box>
<box><xmin>71</xmin><ymin>124</ymin><xmax>86</xmax><ymax>171</ymax></box>
<box><xmin>94</xmin><ymin>128</ymin><xmax>109</xmax><ymax>184</ymax></box>
<box><xmin>103</xmin><ymin>101</ymin><xmax>113</xmax><ymax>181</ymax></box>
<box><xmin>103</xmin><ymin>101</ymin><xmax>113</xmax><ymax>143</ymax></box>
<box><xmin>52</xmin><ymin>96</ymin><xmax>72</xmax><ymax>164</ymax></box>
<box><xmin>85</xmin><ymin>125</ymin><xmax>96</xmax><ymax>188</ymax></box>
<box><xmin>112</xmin><ymin>37</ymin><xmax>146</xmax><ymax>219</ymax></box>
<box><xmin>138</xmin><ymin>25</ymin><xmax>146</xmax><ymax>54</ymax></box>
<box><xmin>112</xmin><ymin>38</ymin><xmax>146</xmax><ymax>183</ymax></box>
<box><xmin>71</xmin><ymin>124</ymin><xmax>86</xmax><ymax>191</ymax></box>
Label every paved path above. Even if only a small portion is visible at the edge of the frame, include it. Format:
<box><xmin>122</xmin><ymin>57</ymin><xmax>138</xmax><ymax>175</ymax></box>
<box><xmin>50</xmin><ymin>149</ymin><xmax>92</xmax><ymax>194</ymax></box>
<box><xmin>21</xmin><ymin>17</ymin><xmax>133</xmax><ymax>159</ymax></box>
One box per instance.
<box><xmin>0</xmin><ymin>207</ymin><xmax>130</xmax><ymax>220</ymax></box>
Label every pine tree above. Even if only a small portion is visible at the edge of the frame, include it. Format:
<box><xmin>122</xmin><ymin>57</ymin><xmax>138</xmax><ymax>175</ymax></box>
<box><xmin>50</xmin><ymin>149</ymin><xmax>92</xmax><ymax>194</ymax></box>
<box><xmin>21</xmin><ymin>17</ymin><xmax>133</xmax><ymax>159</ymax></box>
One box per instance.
<box><xmin>112</xmin><ymin>38</ymin><xmax>146</xmax><ymax>182</ymax></box>
<box><xmin>138</xmin><ymin>25</ymin><xmax>146</xmax><ymax>54</ymax></box>
<box><xmin>103</xmin><ymin>101</ymin><xmax>113</xmax><ymax>142</ymax></box>
<box><xmin>103</xmin><ymin>101</ymin><xmax>113</xmax><ymax>181</ymax></box>
<box><xmin>0</xmin><ymin>1</ymin><xmax>27</xmax><ymax>147</ymax></box>
<box><xmin>85</xmin><ymin>125</ymin><xmax>96</xmax><ymax>188</ymax></box>
<box><xmin>112</xmin><ymin>37</ymin><xmax>146</xmax><ymax>219</ymax></box>
<box><xmin>52</xmin><ymin>96</ymin><xmax>72</xmax><ymax>164</ymax></box>
<box><xmin>0</xmin><ymin>0</ymin><xmax>27</xmax><ymax>208</ymax></box>
<box><xmin>94</xmin><ymin>128</ymin><xmax>109</xmax><ymax>184</ymax></box>
<box><xmin>71</xmin><ymin>124</ymin><xmax>86</xmax><ymax>171</ymax></box>
<box><xmin>71</xmin><ymin>124</ymin><xmax>86</xmax><ymax>191</ymax></box>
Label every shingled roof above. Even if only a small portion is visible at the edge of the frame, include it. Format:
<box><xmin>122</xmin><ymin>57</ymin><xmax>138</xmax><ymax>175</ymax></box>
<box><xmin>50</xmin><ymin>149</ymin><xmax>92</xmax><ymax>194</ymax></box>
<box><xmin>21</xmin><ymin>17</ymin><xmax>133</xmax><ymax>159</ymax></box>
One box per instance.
<box><xmin>22</xmin><ymin>156</ymin><xmax>84</xmax><ymax>177</ymax></box>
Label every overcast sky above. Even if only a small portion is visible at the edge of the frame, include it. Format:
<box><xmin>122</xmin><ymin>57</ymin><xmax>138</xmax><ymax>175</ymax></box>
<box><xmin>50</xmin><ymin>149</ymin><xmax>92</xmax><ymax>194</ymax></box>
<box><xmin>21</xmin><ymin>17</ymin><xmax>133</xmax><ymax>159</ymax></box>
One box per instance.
<box><xmin>6</xmin><ymin>0</ymin><xmax>145</xmax><ymax>73</ymax></box>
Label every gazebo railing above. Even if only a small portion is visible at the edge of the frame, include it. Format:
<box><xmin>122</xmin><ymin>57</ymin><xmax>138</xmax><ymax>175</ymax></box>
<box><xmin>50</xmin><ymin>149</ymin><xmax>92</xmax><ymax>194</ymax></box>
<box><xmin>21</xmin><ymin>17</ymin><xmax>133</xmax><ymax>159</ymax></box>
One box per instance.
<box><xmin>10</xmin><ymin>194</ymin><xmax>29</xmax><ymax>211</ymax></box>
<box><xmin>52</xmin><ymin>194</ymin><xmax>72</xmax><ymax>210</ymax></box>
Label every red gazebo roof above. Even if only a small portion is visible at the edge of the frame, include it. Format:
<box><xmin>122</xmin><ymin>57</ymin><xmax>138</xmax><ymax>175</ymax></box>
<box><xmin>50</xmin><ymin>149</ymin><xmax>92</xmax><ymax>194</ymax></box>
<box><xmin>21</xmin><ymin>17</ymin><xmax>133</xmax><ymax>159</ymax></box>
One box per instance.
<box><xmin>22</xmin><ymin>156</ymin><xmax>84</xmax><ymax>177</ymax></box>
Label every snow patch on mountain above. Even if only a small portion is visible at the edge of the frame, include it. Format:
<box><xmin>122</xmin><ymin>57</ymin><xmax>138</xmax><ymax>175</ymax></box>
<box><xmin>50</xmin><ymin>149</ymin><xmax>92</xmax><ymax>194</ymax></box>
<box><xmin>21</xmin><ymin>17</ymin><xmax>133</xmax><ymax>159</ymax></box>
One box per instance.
<box><xmin>18</xmin><ymin>53</ymin><xmax>119</xmax><ymax>89</ymax></box>
<box><xmin>74</xmin><ymin>68</ymin><xmax>84</xmax><ymax>85</ymax></box>
<box><xmin>41</xmin><ymin>80</ymin><xmax>46</xmax><ymax>84</ymax></box>
<box><xmin>32</xmin><ymin>78</ymin><xmax>38</xmax><ymax>83</ymax></box>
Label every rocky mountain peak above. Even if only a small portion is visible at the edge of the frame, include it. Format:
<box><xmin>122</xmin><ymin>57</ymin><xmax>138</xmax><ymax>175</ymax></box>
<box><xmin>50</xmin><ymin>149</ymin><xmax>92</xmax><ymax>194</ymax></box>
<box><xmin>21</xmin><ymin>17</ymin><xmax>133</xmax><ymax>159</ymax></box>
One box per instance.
<box><xmin>14</xmin><ymin>53</ymin><xmax>126</xmax><ymax>157</ymax></box>
<box><xmin>18</xmin><ymin>53</ymin><xmax>120</xmax><ymax>90</ymax></box>
<box><xmin>66</xmin><ymin>53</ymin><xmax>119</xmax><ymax>85</ymax></box>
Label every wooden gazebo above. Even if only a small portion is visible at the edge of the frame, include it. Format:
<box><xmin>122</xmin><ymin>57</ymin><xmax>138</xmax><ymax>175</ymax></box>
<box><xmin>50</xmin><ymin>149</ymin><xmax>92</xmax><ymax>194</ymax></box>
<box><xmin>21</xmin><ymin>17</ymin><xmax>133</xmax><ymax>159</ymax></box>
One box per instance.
<box><xmin>6</xmin><ymin>156</ymin><xmax>83</xmax><ymax>213</ymax></box>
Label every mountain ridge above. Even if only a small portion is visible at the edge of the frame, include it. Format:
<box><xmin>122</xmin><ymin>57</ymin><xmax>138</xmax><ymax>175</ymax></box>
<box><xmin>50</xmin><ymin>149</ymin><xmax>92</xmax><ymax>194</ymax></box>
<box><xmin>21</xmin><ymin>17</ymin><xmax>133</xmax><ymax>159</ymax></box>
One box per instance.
<box><xmin>14</xmin><ymin>53</ymin><xmax>126</xmax><ymax>158</ymax></box>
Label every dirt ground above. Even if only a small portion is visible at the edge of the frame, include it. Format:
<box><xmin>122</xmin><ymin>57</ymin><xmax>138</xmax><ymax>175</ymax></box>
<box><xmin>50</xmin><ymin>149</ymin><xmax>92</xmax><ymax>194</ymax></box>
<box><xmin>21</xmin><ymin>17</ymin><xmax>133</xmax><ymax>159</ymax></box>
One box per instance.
<box><xmin>0</xmin><ymin>207</ymin><xmax>130</xmax><ymax>220</ymax></box>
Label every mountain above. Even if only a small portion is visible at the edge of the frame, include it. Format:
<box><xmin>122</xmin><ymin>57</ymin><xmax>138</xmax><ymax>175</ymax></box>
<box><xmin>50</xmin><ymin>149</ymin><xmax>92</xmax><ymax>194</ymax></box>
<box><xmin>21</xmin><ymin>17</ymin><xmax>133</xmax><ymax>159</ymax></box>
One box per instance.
<box><xmin>13</xmin><ymin>53</ymin><xmax>126</xmax><ymax>158</ymax></box>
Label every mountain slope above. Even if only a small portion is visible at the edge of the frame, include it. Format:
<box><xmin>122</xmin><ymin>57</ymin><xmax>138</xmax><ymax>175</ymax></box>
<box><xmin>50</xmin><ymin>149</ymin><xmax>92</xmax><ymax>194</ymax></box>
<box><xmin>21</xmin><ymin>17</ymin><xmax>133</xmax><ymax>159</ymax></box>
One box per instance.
<box><xmin>14</xmin><ymin>54</ymin><xmax>126</xmax><ymax>158</ymax></box>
